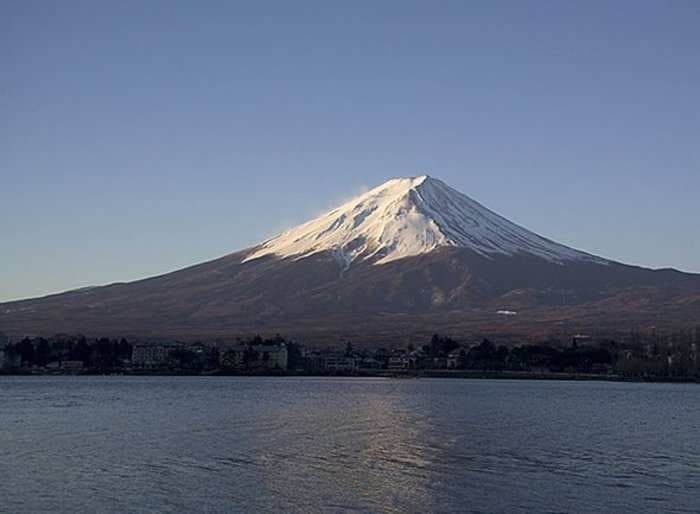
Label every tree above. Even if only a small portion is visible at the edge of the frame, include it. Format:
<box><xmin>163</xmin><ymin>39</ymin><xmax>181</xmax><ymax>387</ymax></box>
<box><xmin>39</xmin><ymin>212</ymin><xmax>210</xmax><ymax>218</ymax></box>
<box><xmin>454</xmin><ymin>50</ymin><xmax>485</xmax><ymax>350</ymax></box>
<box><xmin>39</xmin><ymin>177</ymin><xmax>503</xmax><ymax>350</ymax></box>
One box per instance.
<box><xmin>467</xmin><ymin>339</ymin><xmax>499</xmax><ymax>370</ymax></box>
<box><xmin>3</xmin><ymin>343</ymin><xmax>20</xmax><ymax>368</ymax></box>
<box><xmin>17</xmin><ymin>338</ymin><xmax>35</xmax><ymax>367</ymax></box>
<box><xmin>70</xmin><ymin>336</ymin><xmax>91</xmax><ymax>364</ymax></box>
<box><xmin>287</xmin><ymin>342</ymin><xmax>303</xmax><ymax>371</ymax></box>
<box><xmin>93</xmin><ymin>337</ymin><xmax>116</xmax><ymax>370</ymax></box>
<box><xmin>169</xmin><ymin>348</ymin><xmax>198</xmax><ymax>369</ymax></box>
<box><xmin>429</xmin><ymin>334</ymin><xmax>459</xmax><ymax>357</ymax></box>
<box><xmin>117</xmin><ymin>338</ymin><xmax>133</xmax><ymax>362</ymax></box>
<box><xmin>242</xmin><ymin>346</ymin><xmax>259</xmax><ymax>365</ymax></box>
<box><xmin>35</xmin><ymin>338</ymin><xmax>52</xmax><ymax>367</ymax></box>
<box><xmin>495</xmin><ymin>345</ymin><xmax>509</xmax><ymax>370</ymax></box>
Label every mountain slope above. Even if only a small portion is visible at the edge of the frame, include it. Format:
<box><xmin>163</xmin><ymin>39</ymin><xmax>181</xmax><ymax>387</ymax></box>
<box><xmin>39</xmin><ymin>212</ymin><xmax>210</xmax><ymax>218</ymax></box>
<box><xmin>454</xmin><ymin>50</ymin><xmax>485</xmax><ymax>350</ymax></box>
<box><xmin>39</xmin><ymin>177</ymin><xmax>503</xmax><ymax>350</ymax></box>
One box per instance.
<box><xmin>1</xmin><ymin>176</ymin><xmax>698</xmax><ymax>344</ymax></box>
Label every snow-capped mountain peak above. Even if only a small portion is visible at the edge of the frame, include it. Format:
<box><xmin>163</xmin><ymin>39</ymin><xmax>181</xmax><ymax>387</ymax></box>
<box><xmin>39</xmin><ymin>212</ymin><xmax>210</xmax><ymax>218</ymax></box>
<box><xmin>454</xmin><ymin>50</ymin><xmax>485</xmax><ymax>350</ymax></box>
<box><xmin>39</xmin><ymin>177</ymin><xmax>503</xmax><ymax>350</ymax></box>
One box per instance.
<box><xmin>243</xmin><ymin>175</ymin><xmax>606</xmax><ymax>267</ymax></box>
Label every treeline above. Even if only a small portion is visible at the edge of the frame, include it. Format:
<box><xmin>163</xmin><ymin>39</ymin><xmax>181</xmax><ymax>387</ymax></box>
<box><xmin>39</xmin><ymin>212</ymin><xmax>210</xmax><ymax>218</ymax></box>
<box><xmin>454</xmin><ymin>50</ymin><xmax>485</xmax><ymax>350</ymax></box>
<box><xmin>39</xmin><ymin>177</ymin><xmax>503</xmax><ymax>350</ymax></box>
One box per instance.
<box><xmin>462</xmin><ymin>338</ymin><xmax>613</xmax><ymax>372</ymax></box>
<box><xmin>0</xmin><ymin>334</ymin><xmax>303</xmax><ymax>373</ymax></box>
<box><xmin>2</xmin><ymin>329</ymin><xmax>698</xmax><ymax>380</ymax></box>
<box><xmin>416</xmin><ymin>330</ymin><xmax>700</xmax><ymax>379</ymax></box>
<box><xmin>406</xmin><ymin>334</ymin><xmax>614</xmax><ymax>373</ymax></box>
<box><xmin>614</xmin><ymin>329</ymin><xmax>700</xmax><ymax>379</ymax></box>
<box><xmin>3</xmin><ymin>336</ymin><xmax>133</xmax><ymax>371</ymax></box>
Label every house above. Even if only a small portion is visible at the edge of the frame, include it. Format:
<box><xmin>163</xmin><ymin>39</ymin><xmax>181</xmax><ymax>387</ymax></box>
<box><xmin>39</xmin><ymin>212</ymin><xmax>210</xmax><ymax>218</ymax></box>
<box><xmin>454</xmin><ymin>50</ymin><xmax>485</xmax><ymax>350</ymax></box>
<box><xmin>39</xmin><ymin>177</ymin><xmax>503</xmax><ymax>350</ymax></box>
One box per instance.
<box><xmin>447</xmin><ymin>349</ymin><xmax>465</xmax><ymax>369</ymax></box>
<box><xmin>426</xmin><ymin>356</ymin><xmax>448</xmax><ymax>370</ymax></box>
<box><xmin>304</xmin><ymin>351</ymin><xmax>324</xmax><ymax>371</ymax></box>
<box><xmin>61</xmin><ymin>360</ymin><xmax>84</xmax><ymax>372</ymax></box>
<box><xmin>132</xmin><ymin>344</ymin><xmax>174</xmax><ymax>369</ymax></box>
<box><xmin>591</xmin><ymin>363</ymin><xmax>613</xmax><ymax>374</ymax></box>
<box><xmin>387</xmin><ymin>354</ymin><xmax>409</xmax><ymax>370</ymax></box>
<box><xmin>256</xmin><ymin>344</ymin><xmax>288</xmax><ymax>370</ymax></box>
<box><xmin>322</xmin><ymin>354</ymin><xmax>357</xmax><ymax>372</ymax></box>
<box><xmin>408</xmin><ymin>350</ymin><xmax>426</xmax><ymax>369</ymax></box>
<box><xmin>358</xmin><ymin>357</ymin><xmax>383</xmax><ymax>369</ymax></box>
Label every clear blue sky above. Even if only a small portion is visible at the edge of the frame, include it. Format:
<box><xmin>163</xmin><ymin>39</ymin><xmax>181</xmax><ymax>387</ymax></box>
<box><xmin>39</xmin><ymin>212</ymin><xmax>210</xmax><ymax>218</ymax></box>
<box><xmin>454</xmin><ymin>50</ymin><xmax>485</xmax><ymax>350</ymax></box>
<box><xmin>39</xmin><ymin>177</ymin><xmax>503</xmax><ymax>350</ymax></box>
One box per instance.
<box><xmin>2</xmin><ymin>1</ymin><xmax>699</xmax><ymax>302</ymax></box>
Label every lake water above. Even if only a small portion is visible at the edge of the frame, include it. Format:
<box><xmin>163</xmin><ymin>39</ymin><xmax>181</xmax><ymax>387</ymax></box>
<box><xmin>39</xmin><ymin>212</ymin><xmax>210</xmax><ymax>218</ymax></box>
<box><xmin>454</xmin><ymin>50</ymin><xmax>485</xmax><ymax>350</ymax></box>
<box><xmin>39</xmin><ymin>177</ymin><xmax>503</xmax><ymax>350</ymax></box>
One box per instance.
<box><xmin>1</xmin><ymin>377</ymin><xmax>698</xmax><ymax>513</ymax></box>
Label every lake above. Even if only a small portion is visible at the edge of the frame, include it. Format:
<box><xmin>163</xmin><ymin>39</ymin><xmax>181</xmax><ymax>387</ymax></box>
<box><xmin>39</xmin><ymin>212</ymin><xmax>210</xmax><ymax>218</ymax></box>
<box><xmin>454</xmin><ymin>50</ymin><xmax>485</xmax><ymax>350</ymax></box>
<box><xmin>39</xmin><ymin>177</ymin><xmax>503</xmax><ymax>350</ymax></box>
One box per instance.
<box><xmin>1</xmin><ymin>377</ymin><xmax>698</xmax><ymax>513</ymax></box>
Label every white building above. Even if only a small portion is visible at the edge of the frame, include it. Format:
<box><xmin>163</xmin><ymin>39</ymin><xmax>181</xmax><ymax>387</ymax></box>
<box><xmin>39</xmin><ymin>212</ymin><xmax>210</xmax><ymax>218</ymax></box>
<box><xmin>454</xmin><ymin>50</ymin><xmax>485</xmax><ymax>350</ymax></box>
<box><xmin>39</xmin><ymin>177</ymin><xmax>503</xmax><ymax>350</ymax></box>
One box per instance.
<box><xmin>131</xmin><ymin>344</ymin><xmax>173</xmax><ymax>368</ymax></box>
<box><xmin>323</xmin><ymin>354</ymin><xmax>357</xmax><ymax>372</ymax></box>
<box><xmin>256</xmin><ymin>344</ymin><xmax>288</xmax><ymax>370</ymax></box>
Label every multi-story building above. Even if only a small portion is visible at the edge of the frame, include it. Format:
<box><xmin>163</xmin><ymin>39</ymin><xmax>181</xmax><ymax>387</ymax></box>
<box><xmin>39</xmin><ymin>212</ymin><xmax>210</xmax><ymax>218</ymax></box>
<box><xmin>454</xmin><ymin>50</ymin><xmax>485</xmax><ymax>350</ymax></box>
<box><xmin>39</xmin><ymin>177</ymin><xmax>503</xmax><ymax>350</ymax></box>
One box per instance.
<box><xmin>323</xmin><ymin>354</ymin><xmax>358</xmax><ymax>372</ymax></box>
<box><xmin>131</xmin><ymin>344</ymin><xmax>173</xmax><ymax>369</ymax></box>
<box><xmin>61</xmin><ymin>360</ymin><xmax>85</xmax><ymax>372</ymax></box>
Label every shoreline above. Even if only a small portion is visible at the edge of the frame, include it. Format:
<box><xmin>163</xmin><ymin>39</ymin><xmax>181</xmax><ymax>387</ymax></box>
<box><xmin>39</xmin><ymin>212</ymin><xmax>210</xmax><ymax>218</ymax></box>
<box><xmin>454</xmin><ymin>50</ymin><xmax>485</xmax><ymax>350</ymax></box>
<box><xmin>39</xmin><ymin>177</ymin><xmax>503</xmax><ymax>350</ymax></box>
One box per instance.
<box><xmin>1</xmin><ymin>369</ymin><xmax>698</xmax><ymax>384</ymax></box>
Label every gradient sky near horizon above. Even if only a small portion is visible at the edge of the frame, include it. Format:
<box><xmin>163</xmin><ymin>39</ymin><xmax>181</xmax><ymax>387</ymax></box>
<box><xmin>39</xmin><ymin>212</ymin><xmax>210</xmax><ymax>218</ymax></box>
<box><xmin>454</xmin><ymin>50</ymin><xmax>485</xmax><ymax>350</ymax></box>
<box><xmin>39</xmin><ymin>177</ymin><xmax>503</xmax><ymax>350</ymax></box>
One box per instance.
<box><xmin>2</xmin><ymin>1</ymin><xmax>699</xmax><ymax>302</ymax></box>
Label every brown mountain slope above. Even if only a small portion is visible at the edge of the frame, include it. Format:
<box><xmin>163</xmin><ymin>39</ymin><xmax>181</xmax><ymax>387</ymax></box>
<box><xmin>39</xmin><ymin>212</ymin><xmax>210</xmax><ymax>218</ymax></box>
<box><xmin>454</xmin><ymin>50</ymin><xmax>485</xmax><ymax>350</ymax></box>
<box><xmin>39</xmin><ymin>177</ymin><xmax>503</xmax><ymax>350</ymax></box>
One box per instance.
<box><xmin>1</xmin><ymin>247</ymin><xmax>699</xmax><ymax>345</ymax></box>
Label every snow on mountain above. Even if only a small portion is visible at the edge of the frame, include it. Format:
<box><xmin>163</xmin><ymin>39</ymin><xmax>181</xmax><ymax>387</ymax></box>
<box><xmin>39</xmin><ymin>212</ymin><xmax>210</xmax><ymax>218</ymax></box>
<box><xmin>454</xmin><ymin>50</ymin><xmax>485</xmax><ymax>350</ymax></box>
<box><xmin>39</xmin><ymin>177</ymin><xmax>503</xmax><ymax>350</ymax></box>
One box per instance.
<box><xmin>244</xmin><ymin>175</ymin><xmax>607</xmax><ymax>267</ymax></box>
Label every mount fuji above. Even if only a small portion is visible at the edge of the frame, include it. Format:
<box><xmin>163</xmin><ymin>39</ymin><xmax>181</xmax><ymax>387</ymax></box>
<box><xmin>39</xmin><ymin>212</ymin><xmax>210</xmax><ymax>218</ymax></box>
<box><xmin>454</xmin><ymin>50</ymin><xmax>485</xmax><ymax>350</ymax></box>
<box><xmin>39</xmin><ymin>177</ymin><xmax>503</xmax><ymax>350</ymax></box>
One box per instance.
<box><xmin>245</xmin><ymin>176</ymin><xmax>607</xmax><ymax>267</ymax></box>
<box><xmin>2</xmin><ymin>176</ymin><xmax>698</xmax><ymax>344</ymax></box>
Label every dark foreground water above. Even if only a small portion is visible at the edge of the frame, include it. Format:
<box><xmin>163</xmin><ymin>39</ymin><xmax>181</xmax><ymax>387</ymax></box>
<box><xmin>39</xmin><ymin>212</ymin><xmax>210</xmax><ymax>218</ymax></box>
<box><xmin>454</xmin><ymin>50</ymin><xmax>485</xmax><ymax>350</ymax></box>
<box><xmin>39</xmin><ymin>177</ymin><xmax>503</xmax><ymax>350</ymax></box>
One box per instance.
<box><xmin>1</xmin><ymin>377</ymin><xmax>699</xmax><ymax>513</ymax></box>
